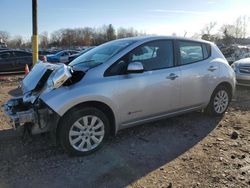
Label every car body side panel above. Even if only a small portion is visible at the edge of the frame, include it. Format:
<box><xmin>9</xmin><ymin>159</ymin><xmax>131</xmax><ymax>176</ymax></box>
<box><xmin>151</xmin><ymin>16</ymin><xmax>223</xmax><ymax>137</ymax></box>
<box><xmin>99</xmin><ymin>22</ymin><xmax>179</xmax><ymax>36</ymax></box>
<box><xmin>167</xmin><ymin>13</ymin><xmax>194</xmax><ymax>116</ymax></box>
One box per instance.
<box><xmin>100</xmin><ymin>67</ymin><xmax>181</xmax><ymax>126</ymax></box>
<box><xmin>219</xmin><ymin>60</ymin><xmax>236</xmax><ymax>94</ymax></box>
<box><xmin>211</xmin><ymin>44</ymin><xmax>236</xmax><ymax>94</ymax></box>
<box><xmin>178</xmin><ymin>58</ymin><xmax>220</xmax><ymax>109</ymax></box>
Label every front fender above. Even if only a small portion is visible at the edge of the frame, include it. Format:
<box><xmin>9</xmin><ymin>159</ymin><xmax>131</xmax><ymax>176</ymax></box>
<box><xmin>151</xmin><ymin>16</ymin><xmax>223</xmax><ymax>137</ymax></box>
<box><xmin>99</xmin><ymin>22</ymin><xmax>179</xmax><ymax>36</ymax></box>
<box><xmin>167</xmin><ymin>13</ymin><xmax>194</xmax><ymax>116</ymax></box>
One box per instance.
<box><xmin>39</xmin><ymin>85</ymin><xmax>118</xmax><ymax>119</ymax></box>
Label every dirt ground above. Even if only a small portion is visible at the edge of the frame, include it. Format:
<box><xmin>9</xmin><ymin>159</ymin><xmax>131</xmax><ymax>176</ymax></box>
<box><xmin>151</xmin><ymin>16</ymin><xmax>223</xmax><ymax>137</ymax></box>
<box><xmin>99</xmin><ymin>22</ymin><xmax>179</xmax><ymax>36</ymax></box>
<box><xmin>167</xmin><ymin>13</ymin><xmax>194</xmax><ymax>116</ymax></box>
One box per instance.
<box><xmin>0</xmin><ymin>76</ymin><xmax>249</xmax><ymax>188</ymax></box>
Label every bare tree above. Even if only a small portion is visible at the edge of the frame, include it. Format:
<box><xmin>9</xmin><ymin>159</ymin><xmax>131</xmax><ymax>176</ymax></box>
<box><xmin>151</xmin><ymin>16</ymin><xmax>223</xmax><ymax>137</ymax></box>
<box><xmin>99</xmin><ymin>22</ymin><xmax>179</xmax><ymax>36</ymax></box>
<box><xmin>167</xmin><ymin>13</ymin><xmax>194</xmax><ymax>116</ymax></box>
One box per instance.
<box><xmin>82</xmin><ymin>27</ymin><xmax>93</xmax><ymax>46</ymax></box>
<box><xmin>106</xmin><ymin>24</ymin><xmax>116</xmax><ymax>41</ymax></box>
<box><xmin>50</xmin><ymin>30</ymin><xmax>62</xmax><ymax>47</ymax></box>
<box><xmin>117</xmin><ymin>27</ymin><xmax>141</xmax><ymax>39</ymax></box>
<box><xmin>0</xmin><ymin>31</ymin><xmax>10</xmax><ymax>42</ymax></box>
<box><xmin>201</xmin><ymin>22</ymin><xmax>217</xmax><ymax>35</ymax></box>
<box><xmin>229</xmin><ymin>16</ymin><xmax>249</xmax><ymax>38</ymax></box>
<box><xmin>235</xmin><ymin>17</ymin><xmax>243</xmax><ymax>38</ymax></box>
<box><xmin>183</xmin><ymin>31</ymin><xmax>187</xmax><ymax>37</ymax></box>
<box><xmin>220</xmin><ymin>27</ymin><xmax>234</xmax><ymax>45</ymax></box>
<box><xmin>242</xmin><ymin>15</ymin><xmax>248</xmax><ymax>38</ymax></box>
<box><xmin>200</xmin><ymin>22</ymin><xmax>218</xmax><ymax>42</ymax></box>
<box><xmin>7</xmin><ymin>36</ymin><xmax>23</xmax><ymax>48</ymax></box>
<box><xmin>39</xmin><ymin>31</ymin><xmax>49</xmax><ymax>49</ymax></box>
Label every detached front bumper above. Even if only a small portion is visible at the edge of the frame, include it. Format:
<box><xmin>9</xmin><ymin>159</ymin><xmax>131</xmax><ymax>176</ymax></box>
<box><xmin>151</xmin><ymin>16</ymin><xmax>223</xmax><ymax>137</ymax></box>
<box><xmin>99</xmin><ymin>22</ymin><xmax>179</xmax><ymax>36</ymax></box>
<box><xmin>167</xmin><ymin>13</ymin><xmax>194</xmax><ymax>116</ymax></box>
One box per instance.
<box><xmin>2</xmin><ymin>96</ymin><xmax>61</xmax><ymax>135</ymax></box>
<box><xmin>1</xmin><ymin>97</ymin><xmax>36</xmax><ymax>129</ymax></box>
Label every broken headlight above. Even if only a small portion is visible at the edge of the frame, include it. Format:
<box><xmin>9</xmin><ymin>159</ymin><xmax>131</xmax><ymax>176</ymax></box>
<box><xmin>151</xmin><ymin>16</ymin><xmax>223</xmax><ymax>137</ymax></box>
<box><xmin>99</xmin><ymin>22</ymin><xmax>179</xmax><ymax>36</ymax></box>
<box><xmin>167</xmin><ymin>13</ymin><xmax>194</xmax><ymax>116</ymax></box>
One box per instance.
<box><xmin>47</xmin><ymin>64</ymin><xmax>72</xmax><ymax>89</ymax></box>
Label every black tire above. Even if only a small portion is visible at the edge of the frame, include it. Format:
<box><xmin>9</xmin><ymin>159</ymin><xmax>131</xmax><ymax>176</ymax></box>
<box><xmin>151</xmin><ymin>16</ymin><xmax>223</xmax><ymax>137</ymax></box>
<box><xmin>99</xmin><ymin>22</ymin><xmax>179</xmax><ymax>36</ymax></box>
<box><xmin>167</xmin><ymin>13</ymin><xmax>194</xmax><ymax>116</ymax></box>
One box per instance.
<box><xmin>59</xmin><ymin>107</ymin><xmax>110</xmax><ymax>156</ymax></box>
<box><xmin>205</xmin><ymin>85</ymin><xmax>232</xmax><ymax>116</ymax></box>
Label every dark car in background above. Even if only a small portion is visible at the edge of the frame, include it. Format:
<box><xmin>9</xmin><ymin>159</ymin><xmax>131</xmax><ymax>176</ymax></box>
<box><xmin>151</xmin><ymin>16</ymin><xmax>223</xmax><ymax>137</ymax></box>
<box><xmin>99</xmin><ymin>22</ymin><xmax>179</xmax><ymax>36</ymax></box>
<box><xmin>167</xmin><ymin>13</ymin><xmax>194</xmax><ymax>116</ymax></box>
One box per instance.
<box><xmin>0</xmin><ymin>50</ymin><xmax>33</xmax><ymax>73</ymax></box>
<box><xmin>39</xmin><ymin>50</ymin><xmax>53</xmax><ymax>56</ymax></box>
<box><xmin>46</xmin><ymin>50</ymin><xmax>79</xmax><ymax>63</ymax></box>
<box><xmin>65</xmin><ymin>47</ymin><xmax>95</xmax><ymax>64</ymax></box>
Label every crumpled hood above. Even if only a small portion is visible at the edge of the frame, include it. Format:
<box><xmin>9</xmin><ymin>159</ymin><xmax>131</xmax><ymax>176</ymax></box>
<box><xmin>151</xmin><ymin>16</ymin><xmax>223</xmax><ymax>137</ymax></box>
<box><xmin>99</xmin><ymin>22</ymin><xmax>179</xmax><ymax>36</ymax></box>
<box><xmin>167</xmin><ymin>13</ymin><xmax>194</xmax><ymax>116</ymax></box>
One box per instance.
<box><xmin>22</xmin><ymin>62</ymin><xmax>62</xmax><ymax>94</ymax></box>
<box><xmin>21</xmin><ymin>61</ymin><xmax>92</xmax><ymax>94</ymax></box>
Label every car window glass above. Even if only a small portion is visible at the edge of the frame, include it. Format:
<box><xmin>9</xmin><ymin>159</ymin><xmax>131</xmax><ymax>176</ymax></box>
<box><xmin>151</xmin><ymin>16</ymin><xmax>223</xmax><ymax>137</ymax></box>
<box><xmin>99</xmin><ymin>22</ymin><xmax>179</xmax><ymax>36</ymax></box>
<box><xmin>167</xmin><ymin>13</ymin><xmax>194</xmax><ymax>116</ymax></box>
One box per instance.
<box><xmin>179</xmin><ymin>41</ymin><xmax>203</xmax><ymax>65</ymax></box>
<box><xmin>132</xmin><ymin>46</ymin><xmax>156</xmax><ymax>61</ymax></box>
<box><xmin>202</xmin><ymin>43</ymin><xmax>211</xmax><ymax>59</ymax></box>
<box><xmin>106</xmin><ymin>40</ymin><xmax>174</xmax><ymax>76</ymax></box>
<box><xmin>62</xmin><ymin>52</ymin><xmax>68</xmax><ymax>56</ymax></box>
<box><xmin>69</xmin><ymin>40</ymin><xmax>136</xmax><ymax>67</ymax></box>
<box><xmin>71</xmin><ymin>51</ymin><xmax>77</xmax><ymax>55</ymax></box>
<box><xmin>130</xmin><ymin>40</ymin><xmax>174</xmax><ymax>71</ymax></box>
<box><xmin>14</xmin><ymin>51</ymin><xmax>31</xmax><ymax>57</ymax></box>
<box><xmin>0</xmin><ymin>52</ymin><xmax>11</xmax><ymax>59</ymax></box>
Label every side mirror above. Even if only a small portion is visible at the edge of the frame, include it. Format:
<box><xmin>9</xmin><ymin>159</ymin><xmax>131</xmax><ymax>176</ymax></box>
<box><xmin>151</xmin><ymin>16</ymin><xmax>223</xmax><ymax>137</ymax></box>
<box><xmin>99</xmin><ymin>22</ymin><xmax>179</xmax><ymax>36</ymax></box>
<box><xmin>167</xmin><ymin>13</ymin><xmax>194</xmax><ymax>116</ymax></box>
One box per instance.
<box><xmin>127</xmin><ymin>62</ymin><xmax>144</xmax><ymax>74</ymax></box>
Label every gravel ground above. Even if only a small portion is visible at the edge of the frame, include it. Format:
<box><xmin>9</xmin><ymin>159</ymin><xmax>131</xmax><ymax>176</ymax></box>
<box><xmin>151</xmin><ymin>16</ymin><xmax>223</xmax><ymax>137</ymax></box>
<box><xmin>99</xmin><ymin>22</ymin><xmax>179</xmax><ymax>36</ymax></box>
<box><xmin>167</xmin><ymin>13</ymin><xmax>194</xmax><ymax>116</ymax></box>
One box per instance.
<box><xmin>0</xmin><ymin>77</ymin><xmax>249</xmax><ymax>188</ymax></box>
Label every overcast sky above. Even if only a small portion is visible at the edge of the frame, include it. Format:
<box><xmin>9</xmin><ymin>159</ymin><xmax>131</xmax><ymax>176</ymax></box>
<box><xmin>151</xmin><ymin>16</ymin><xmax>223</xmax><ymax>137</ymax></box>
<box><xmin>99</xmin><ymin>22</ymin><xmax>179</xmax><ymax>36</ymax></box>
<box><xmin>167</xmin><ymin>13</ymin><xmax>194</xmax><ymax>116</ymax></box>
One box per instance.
<box><xmin>1</xmin><ymin>0</ymin><xmax>250</xmax><ymax>39</ymax></box>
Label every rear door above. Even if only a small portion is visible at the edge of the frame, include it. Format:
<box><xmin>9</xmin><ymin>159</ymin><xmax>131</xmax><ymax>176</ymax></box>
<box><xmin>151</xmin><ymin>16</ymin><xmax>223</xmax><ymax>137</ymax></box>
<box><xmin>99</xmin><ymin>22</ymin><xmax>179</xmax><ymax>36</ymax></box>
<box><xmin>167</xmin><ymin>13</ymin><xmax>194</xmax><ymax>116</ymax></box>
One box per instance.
<box><xmin>13</xmin><ymin>51</ymin><xmax>32</xmax><ymax>71</ymax></box>
<box><xmin>104</xmin><ymin>40</ymin><xmax>181</xmax><ymax>125</ymax></box>
<box><xmin>177</xmin><ymin>40</ymin><xmax>219</xmax><ymax>109</ymax></box>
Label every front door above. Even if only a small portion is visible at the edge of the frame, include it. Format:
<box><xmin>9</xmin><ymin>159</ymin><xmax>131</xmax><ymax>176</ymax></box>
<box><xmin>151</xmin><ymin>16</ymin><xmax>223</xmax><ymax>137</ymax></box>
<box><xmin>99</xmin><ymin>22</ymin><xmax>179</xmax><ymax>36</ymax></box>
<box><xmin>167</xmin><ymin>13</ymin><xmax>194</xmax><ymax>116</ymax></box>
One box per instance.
<box><xmin>104</xmin><ymin>40</ymin><xmax>181</xmax><ymax>125</ymax></box>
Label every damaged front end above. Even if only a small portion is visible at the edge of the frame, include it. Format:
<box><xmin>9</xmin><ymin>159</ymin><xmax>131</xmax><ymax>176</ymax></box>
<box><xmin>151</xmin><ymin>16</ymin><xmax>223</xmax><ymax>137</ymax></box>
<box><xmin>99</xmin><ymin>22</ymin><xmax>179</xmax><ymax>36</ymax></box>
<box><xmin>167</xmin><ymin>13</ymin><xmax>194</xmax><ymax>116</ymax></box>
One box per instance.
<box><xmin>2</xmin><ymin>97</ymin><xmax>60</xmax><ymax>135</ymax></box>
<box><xmin>1</xmin><ymin>61</ymin><xmax>84</xmax><ymax>135</ymax></box>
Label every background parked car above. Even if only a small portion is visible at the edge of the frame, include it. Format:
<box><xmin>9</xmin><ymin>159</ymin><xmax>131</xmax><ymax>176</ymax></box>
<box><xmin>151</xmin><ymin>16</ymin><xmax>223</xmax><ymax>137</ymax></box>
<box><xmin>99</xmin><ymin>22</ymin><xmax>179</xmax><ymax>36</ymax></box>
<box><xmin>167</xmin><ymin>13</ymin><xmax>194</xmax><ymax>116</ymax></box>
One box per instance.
<box><xmin>39</xmin><ymin>50</ymin><xmax>53</xmax><ymax>56</ymax></box>
<box><xmin>231</xmin><ymin>58</ymin><xmax>250</xmax><ymax>86</ymax></box>
<box><xmin>65</xmin><ymin>47</ymin><xmax>95</xmax><ymax>64</ymax></box>
<box><xmin>46</xmin><ymin>50</ymin><xmax>79</xmax><ymax>63</ymax></box>
<box><xmin>0</xmin><ymin>50</ymin><xmax>33</xmax><ymax>73</ymax></box>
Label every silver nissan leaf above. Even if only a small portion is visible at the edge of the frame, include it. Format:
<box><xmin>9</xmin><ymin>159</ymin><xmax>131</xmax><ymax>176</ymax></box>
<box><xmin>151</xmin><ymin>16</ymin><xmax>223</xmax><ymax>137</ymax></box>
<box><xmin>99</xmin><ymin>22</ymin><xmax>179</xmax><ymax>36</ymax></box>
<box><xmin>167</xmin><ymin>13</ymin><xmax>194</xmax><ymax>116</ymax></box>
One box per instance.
<box><xmin>2</xmin><ymin>36</ymin><xmax>236</xmax><ymax>156</ymax></box>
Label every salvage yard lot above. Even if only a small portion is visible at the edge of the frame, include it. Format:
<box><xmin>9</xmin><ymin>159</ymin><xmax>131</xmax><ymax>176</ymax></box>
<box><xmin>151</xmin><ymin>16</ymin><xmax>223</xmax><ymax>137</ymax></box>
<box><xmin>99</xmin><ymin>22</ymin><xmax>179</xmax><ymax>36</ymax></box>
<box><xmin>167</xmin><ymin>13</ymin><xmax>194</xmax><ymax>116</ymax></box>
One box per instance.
<box><xmin>0</xmin><ymin>76</ymin><xmax>249</xmax><ymax>188</ymax></box>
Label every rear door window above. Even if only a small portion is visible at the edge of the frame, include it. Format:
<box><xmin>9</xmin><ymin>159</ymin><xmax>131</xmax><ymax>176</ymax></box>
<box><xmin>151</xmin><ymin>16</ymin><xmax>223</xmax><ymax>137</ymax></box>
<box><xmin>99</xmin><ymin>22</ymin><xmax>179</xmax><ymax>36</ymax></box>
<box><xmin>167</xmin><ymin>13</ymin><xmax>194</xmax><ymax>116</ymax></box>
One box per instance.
<box><xmin>178</xmin><ymin>41</ymin><xmax>211</xmax><ymax>65</ymax></box>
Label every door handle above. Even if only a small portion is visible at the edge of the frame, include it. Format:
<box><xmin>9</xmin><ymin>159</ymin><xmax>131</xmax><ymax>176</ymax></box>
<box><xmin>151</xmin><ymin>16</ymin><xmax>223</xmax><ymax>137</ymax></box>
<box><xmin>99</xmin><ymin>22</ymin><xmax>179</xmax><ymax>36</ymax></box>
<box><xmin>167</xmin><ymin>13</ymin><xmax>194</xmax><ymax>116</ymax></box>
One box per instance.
<box><xmin>208</xmin><ymin>66</ymin><xmax>218</xmax><ymax>72</ymax></box>
<box><xmin>166</xmin><ymin>73</ymin><xmax>178</xmax><ymax>80</ymax></box>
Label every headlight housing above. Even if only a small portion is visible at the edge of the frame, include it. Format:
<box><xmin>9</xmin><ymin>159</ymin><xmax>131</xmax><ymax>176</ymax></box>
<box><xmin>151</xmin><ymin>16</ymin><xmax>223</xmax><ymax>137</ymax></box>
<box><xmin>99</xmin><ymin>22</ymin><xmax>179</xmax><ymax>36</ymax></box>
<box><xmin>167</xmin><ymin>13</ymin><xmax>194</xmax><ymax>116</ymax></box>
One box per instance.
<box><xmin>47</xmin><ymin>64</ymin><xmax>72</xmax><ymax>89</ymax></box>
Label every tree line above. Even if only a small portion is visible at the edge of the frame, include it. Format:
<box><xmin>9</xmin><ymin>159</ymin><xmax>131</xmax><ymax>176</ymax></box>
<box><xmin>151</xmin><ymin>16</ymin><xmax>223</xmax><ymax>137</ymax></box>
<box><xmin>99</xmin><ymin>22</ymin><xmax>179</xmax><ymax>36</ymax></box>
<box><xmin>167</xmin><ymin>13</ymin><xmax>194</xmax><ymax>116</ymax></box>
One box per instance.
<box><xmin>0</xmin><ymin>24</ymin><xmax>145</xmax><ymax>49</ymax></box>
<box><xmin>200</xmin><ymin>16</ymin><xmax>249</xmax><ymax>45</ymax></box>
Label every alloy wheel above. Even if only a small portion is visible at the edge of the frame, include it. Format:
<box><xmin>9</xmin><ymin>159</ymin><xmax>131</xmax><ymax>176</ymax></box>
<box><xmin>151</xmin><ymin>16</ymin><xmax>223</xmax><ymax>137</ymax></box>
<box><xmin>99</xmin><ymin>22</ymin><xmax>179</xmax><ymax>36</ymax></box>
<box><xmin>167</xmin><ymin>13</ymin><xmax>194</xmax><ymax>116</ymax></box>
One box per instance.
<box><xmin>69</xmin><ymin>115</ymin><xmax>105</xmax><ymax>152</ymax></box>
<box><xmin>213</xmin><ymin>90</ymin><xmax>229</xmax><ymax>114</ymax></box>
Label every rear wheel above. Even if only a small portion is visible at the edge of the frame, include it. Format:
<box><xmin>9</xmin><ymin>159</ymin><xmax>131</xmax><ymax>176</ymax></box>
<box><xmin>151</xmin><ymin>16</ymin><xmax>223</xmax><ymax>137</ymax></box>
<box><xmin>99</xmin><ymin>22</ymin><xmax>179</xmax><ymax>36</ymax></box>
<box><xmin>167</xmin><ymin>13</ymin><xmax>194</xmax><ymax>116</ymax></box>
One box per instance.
<box><xmin>205</xmin><ymin>85</ymin><xmax>231</xmax><ymax>116</ymax></box>
<box><xmin>59</xmin><ymin>107</ymin><xmax>110</xmax><ymax>156</ymax></box>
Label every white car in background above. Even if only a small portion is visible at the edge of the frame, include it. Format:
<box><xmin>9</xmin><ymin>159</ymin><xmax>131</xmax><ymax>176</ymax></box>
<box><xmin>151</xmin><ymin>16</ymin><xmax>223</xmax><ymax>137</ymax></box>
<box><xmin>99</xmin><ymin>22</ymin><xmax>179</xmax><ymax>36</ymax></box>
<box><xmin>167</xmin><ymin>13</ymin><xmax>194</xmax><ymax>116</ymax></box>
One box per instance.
<box><xmin>231</xmin><ymin>58</ymin><xmax>250</xmax><ymax>86</ymax></box>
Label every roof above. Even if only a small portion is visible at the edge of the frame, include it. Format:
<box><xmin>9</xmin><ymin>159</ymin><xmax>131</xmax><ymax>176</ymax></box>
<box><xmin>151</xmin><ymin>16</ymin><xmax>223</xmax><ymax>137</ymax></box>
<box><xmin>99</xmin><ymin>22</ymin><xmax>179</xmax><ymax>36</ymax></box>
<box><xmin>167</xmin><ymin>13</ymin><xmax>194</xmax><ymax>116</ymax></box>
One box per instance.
<box><xmin>116</xmin><ymin>35</ymin><xmax>213</xmax><ymax>45</ymax></box>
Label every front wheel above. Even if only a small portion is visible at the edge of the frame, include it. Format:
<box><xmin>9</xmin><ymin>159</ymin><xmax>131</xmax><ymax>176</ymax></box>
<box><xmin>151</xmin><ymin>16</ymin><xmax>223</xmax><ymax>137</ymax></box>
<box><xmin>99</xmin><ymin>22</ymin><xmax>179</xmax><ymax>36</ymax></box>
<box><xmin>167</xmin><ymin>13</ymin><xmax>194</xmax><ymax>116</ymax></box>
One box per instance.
<box><xmin>205</xmin><ymin>85</ymin><xmax>231</xmax><ymax>116</ymax></box>
<box><xmin>59</xmin><ymin>107</ymin><xmax>110</xmax><ymax>156</ymax></box>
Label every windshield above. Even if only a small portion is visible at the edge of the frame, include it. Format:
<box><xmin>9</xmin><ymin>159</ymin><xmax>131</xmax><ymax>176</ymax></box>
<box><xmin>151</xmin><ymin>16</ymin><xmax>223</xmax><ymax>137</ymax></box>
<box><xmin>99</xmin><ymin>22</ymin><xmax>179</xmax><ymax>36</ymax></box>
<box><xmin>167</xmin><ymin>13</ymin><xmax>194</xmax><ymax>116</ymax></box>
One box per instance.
<box><xmin>54</xmin><ymin>51</ymin><xmax>64</xmax><ymax>56</ymax></box>
<box><xmin>69</xmin><ymin>39</ymin><xmax>136</xmax><ymax>67</ymax></box>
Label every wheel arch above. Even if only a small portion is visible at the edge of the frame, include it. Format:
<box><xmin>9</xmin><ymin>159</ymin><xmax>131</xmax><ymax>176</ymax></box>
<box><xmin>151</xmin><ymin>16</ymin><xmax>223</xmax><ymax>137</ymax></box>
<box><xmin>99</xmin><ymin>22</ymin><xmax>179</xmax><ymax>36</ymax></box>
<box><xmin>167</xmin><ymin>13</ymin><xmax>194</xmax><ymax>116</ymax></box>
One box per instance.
<box><xmin>56</xmin><ymin>101</ymin><xmax>117</xmax><ymax>141</ymax></box>
<box><xmin>215</xmin><ymin>81</ymin><xmax>233</xmax><ymax>98</ymax></box>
